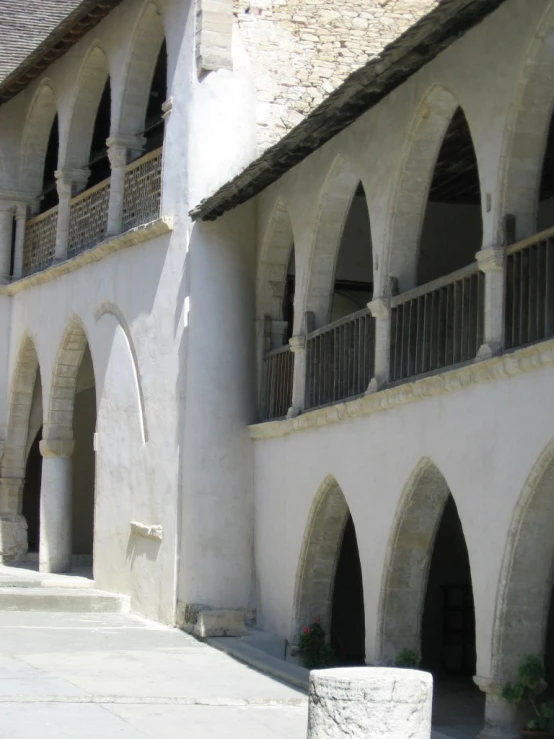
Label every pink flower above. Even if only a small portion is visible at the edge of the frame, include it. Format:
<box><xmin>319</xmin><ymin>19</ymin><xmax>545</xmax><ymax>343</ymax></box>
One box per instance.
<box><xmin>313</xmin><ymin>616</ymin><xmax>321</xmax><ymax>624</ymax></box>
<box><xmin>302</xmin><ymin>626</ymin><xmax>310</xmax><ymax>634</ymax></box>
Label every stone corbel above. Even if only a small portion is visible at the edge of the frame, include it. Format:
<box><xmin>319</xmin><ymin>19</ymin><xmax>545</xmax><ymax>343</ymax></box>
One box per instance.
<box><xmin>130</xmin><ymin>521</ymin><xmax>163</xmax><ymax>541</ymax></box>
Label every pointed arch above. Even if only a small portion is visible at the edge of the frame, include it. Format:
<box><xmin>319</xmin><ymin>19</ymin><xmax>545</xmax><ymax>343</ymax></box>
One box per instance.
<box><xmin>19</xmin><ymin>81</ymin><xmax>58</xmax><ymax>194</ymax></box>
<box><xmin>499</xmin><ymin>5</ymin><xmax>554</xmax><ymax>241</ymax></box>
<box><xmin>118</xmin><ymin>1</ymin><xmax>166</xmax><ymax>136</ymax></box>
<box><xmin>2</xmin><ymin>335</ymin><xmax>42</xmax><ymax>500</ymax></box>
<box><xmin>45</xmin><ymin>318</ymin><xmax>91</xmax><ymax>440</ymax></box>
<box><xmin>291</xmin><ymin>475</ymin><xmax>350</xmax><ymax>640</ymax></box>
<box><xmin>490</xmin><ymin>439</ymin><xmax>554</xmax><ymax>681</ymax></box>
<box><xmin>382</xmin><ymin>86</ymin><xmax>461</xmax><ymax>294</ymax></box>
<box><xmin>376</xmin><ymin>458</ymin><xmax>455</xmax><ymax>662</ymax></box>
<box><xmin>257</xmin><ymin>199</ymin><xmax>294</xmax><ymax>327</ymax></box>
<box><xmin>62</xmin><ymin>44</ymin><xmax>110</xmax><ymax>169</ymax></box>
<box><xmin>304</xmin><ymin>156</ymin><xmax>368</xmax><ymax>327</ymax></box>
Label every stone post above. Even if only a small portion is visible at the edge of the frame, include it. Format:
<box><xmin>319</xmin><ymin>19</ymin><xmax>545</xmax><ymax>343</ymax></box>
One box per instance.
<box><xmin>0</xmin><ymin>477</ymin><xmax>27</xmax><ymax>563</ymax></box>
<box><xmin>12</xmin><ymin>203</ymin><xmax>28</xmax><ymax>280</ymax></box>
<box><xmin>287</xmin><ymin>334</ymin><xmax>307</xmax><ymax>418</ymax></box>
<box><xmin>53</xmin><ymin>168</ymin><xmax>89</xmax><ymax>263</ymax></box>
<box><xmin>476</xmin><ymin>245</ymin><xmax>505</xmax><ymax>360</ymax></box>
<box><xmin>474</xmin><ymin>677</ymin><xmax>519</xmax><ymax>739</ymax></box>
<box><xmin>106</xmin><ymin>134</ymin><xmax>145</xmax><ymax>237</ymax></box>
<box><xmin>0</xmin><ymin>201</ymin><xmax>14</xmax><ymax>284</ymax></box>
<box><xmin>38</xmin><ymin>438</ymin><xmax>74</xmax><ymax>573</ymax></box>
<box><xmin>308</xmin><ymin>667</ymin><xmax>433</xmax><ymax>739</ymax></box>
<box><xmin>367</xmin><ymin>296</ymin><xmax>391</xmax><ymax>393</ymax></box>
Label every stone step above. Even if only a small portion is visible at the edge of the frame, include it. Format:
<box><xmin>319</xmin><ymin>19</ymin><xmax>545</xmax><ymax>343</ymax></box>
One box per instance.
<box><xmin>0</xmin><ymin>587</ymin><xmax>130</xmax><ymax>613</ymax></box>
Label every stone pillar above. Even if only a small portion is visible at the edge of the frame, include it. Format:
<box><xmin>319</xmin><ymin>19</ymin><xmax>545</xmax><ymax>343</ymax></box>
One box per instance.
<box><xmin>367</xmin><ymin>296</ymin><xmax>391</xmax><ymax>393</ymax></box>
<box><xmin>106</xmin><ymin>135</ymin><xmax>145</xmax><ymax>237</ymax></box>
<box><xmin>0</xmin><ymin>201</ymin><xmax>14</xmax><ymax>284</ymax></box>
<box><xmin>12</xmin><ymin>203</ymin><xmax>28</xmax><ymax>280</ymax></box>
<box><xmin>38</xmin><ymin>438</ymin><xmax>74</xmax><ymax>573</ymax></box>
<box><xmin>0</xmin><ymin>477</ymin><xmax>27</xmax><ymax>563</ymax></box>
<box><xmin>53</xmin><ymin>169</ymin><xmax>89</xmax><ymax>263</ymax></box>
<box><xmin>476</xmin><ymin>245</ymin><xmax>505</xmax><ymax>360</ymax></box>
<box><xmin>474</xmin><ymin>677</ymin><xmax>519</xmax><ymax>739</ymax></box>
<box><xmin>308</xmin><ymin>667</ymin><xmax>432</xmax><ymax>739</ymax></box>
<box><xmin>287</xmin><ymin>334</ymin><xmax>307</xmax><ymax>418</ymax></box>
<box><xmin>270</xmin><ymin>319</ymin><xmax>288</xmax><ymax>350</ymax></box>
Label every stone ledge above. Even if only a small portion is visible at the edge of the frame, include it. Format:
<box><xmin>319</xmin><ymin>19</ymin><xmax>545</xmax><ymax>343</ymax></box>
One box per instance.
<box><xmin>0</xmin><ymin>217</ymin><xmax>173</xmax><ymax>296</ymax></box>
<box><xmin>249</xmin><ymin>339</ymin><xmax>554</xmax><ymax>441</ymax></box>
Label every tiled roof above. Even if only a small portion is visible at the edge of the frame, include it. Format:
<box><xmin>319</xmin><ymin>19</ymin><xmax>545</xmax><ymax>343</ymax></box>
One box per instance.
<box><xmin>0</xmin><ymin>1</ymin><xmax>122</xmax><ymax>103</ymax></box>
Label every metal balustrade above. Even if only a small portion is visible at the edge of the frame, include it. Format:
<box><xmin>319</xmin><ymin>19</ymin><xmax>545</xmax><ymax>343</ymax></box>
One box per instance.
<box><xmin>122</xmin><ymin>147</ymin><xmax>163</xmax><ymax>231</ymax></box>
<box><xmin>305</xmin><ymin>308</ymin><xmax>375</xmax><ymax>410</ymax></box>
<box><xmin>390</xmin><ymin>264</ymin><xmax>484</xmax><ymax>382</ymax></box>
<box><xmin>504</xmin><ymin>231</ymin><xmax>554</xmax><ymax>350</ymax></box>
<box><xmin>23</xmin><ymin>207</ymin><xmax>58</xmax><ymax>275</ymax></box>
<box><xmin>68</xmin><ymin>177</ymin><xmax>110</xmax><ymax>257</ymax></box>
<box><xmin>262</xmin><ymin>345</ymin><xmax>294</xmax><ymax>420</ymax></box>
<box><xmin>22</xmin><ymin>146</ymin><xmax>163</xmax><ymax>277</ymax></box>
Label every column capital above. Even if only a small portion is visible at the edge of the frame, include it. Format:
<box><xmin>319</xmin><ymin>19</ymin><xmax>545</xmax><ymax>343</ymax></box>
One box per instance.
<box><xmin>39</xmin><ymin>439</ymin><xmax>75</xmax><ymax>459</ymax></box>
<box><xmin>106</xmin><ymin>133</ymin><xmax>146</xmax><ymax>151</ymax></box>
<box><xmin>288</xmin><ymin>335</ymin><xmax>306</xmax><ymax>352</ymax></box>
<box><xmin>368</xmin><ymin>296</ymin><xmax>390</xmax><ymax>319</ymax></box>
<box><xmin>477</xmin><ymin>245</ymin><xmax>505</xmax><ymax>273</ymax></box>
<box><xmin>55</xmin><ymin>168</ymin><xmax>90</xmax><ymax>196</ymax></box>
<box><xmin>473</xmin><ymin>676</ymin><xmax>503</xmax><ymax>695</ymax></box>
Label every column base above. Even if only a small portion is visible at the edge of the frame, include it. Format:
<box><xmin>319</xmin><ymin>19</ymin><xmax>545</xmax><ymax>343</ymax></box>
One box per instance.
<box><xmin>286</xmin><ymin>405</ymin><xmax>302</xmax><ymax>419</ymax></box>
<box><xmin>476</xmin><ymin>341</ymin><xmax>502</xmax><ymax>361</ymax></box>
<box><xmin>0</xmin><ymin>514</ymin><xmax>28</xmax><ymax>563</ymax></box>
<box><xmin>474</xmin><ymin>676</ymin><xmax>519</xmax><ymax>739</ymax></box>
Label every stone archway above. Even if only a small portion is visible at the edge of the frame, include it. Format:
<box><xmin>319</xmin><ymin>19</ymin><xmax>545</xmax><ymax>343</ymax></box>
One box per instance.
<box><xmin>19</xmin><ymin>82</ymin><xmax>58</xmax><ymax>196</ymax></box>
<box><xmin>383</xmin><ymin>86</ymin><xmax>460</xmax><ymax>293</ymax></box>
<box><xmin>257</xmin><ymin>199</ymin><xmax>295</xmax><ymax>331</ymax></box>
<box><xmin>377</xmin><ymin>459</ymin><xmax>454</xmax><ymax>663</ymax></box>
<box><xmin>291</xmin><ymin>475</ymin><xmax>365</xmax><ymax>660</ymax></box>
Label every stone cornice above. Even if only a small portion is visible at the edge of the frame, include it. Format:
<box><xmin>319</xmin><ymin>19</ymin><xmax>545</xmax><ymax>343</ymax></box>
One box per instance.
<box><xmin>249</xmin><ymin>339</ymin><xmax>554</xmax><ymax>441</ymax></box>
<box><xmin>0</xmin><ymin>217</ymin><xmax>173</xmax><ymax>296</ymax></box>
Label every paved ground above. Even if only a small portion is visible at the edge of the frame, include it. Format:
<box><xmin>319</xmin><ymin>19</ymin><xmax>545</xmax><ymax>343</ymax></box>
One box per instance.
<box><xmin>0</xmin><ymin>611</ymin><xmax>308</xmax><ymax>739</ymax></box>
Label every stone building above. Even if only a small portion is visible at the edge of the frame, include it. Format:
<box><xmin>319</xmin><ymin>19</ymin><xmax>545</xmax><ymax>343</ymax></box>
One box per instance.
<box><xmin>1</xmin><ymin>0</ymin><xmax>554</xmax><ymax>736</ymax></box>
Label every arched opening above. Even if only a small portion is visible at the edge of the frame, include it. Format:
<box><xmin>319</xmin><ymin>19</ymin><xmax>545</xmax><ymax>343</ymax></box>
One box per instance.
<box><xmin>22</xmin><ymin>428</ymin><xmax>42</xmax><ymax>553</ymax></box>
<box><xmin>87</xmin><ymin>79</ymin><xmax>111</xmax><ymax>188</ymax></box>
<box><xmin>72</xmin><ymin>344</ymin><xmax>96</xmax><ymax>559</ymax></box>
<box><xmin>141</xmin><ymin>40</ymin><xmax>167</xmax><ymax>153</ymax></box>
<box><xmin>39</xmin><ymin>115</ymin><xmax>59</xmax><ymax>213</ymax></box>
<box><xmin>330</xmin><ymin>513</ymin><xmax>365</xmax><ymax>665</ymax></box>
<box><xmin>417</xmin><ymin>107</ymin><xmax>482</xmax><ymax>285</ymax></box>
<box><xmin>282</xmin><ymin>245</ymin><xmax>295</xmax><ymax>343</ymax></box>
<box><xmin>537</xmin><ymin>110</ymin><xmax>554</xmax><ymax>231</ymax></box>
<box><xmin>330</xmin><ymin>182</ymin><xmax>373</xmax><ymax>322</ymax></box>
<box><xmin>293</xmin><ymin>478</ymin><xmax>365</xmax><ymax>665</ymax></box>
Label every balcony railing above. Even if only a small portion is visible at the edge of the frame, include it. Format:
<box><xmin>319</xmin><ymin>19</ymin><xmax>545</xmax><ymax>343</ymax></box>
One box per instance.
<box><xmin>390</xmin><ymin>264</ymin><xmax>484</xmax><ymax>382</ymax></box>
<box><xmin>22</xmin><ymin>146</ymin><xmax>163</xmax><ymax>277</ymax></box>
<box><xmin>305</xmin><ymin>308</ymin><xmax>375</xmax><ymax>410</ymax></box>
<box><xmin>504</xmin><ymin>233</ymin><xmax>554</xmax><ymax>350</ymax></box>
<box><xmin>262</xmin><ymin>345</ymin><xmax>294</xmax><ymax>420</ymax></box>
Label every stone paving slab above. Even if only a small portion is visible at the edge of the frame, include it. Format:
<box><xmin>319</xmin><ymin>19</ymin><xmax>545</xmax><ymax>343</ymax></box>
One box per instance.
<box><xmin>0</xmin><ymin>611</ymin><xmax>308</xmax><ymax>738</ymax></box>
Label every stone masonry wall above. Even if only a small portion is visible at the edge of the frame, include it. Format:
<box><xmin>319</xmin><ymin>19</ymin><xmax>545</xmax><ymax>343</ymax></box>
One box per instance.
<box><xmin>234</xmin><ymin>0</ymin><xmax>440</xmax><ymax>151</ymax></box>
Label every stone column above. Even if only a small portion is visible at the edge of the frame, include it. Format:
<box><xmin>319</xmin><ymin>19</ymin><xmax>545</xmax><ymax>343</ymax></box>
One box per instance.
<box><xmin>106</xmin><ymin>134</ymin><xmax>145</xmax><ymax>237</ymax></box>
<box><xmin>38</xmin><ymin>438</ymin><xmax>74</xmax><ymax>573</ymax></box>
<box><xmin>53</xmin><ymin>168</ymin><xmax>89</xmax><ymax>263</ymax></box>
<box><xmin>366</xmin><ymin>296</ymin><xmax>391</xmax><ymax>393</ymax></box>
<box><xmin>476</xmin><ymin>245</ymin><xmax>505</xmax><ymax>360</ymax></box>
<box><xmin>287</xmin><ymin>334</ymin><xmax>307</xmax><ymax>418</ymax></box>
<box><xmin>0</xmin><ymin>201</ymin><xmax>14</xmax><ymax>284</ymax></box>
<box><xmin>308</xmin><ymin>667</ymin><xmax>432</xmax><ymax>739</ymax></box>
<box><xmin>12</xmin><ymin>203</ymin><xmax>28</xmax><ymax>280</ymax></box>
<box><xmin>0</xmin><ymin>477</ymin><xmax>27</xmax><ymax>563</ymax></box>
<box><xmin>474</xmin><ymin>677</ymin><xmax>519</xmax><ymax>739</ymax></box>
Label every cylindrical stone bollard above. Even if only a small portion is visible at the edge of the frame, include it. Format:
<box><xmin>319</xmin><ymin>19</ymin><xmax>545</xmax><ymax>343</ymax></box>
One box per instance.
<box><xmin>307</xmin><ymin>667</ymin><xmax>433</xmax><ymax>739</ymax></box>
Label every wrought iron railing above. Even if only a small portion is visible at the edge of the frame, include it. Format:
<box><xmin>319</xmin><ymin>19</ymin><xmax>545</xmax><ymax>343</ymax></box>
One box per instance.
<box><xmin>262</xmin><ymin>345</ymin><xmax>294</xmax><ymax>419</ymax></box>
<box><xmin>305</xmin><ymin>308</ymin><xmax>375</xmax><ymax>410</ymax></box>
<box><xmin>122</xmin><ymin>147</ymin><xmax>163</xmax><ymax>231</ymax></box>
<box><xmin>390</xmin><ymin>264</ymin><xmax>484</xmax><ymax>382</ymax></box>
<box><xmin>504</xmin><ymin>230</ymin><xmax>554</xmax><ymax>350</ymax></box>
<box><xmin>68</xmin><ymin>177</ymin><xmax>110</xmax><ymax>257</ymax></box>
<box><xmin>23</xmin><ymin>207</ymin><xmax>58</xmax><ymax>275</ymax></box>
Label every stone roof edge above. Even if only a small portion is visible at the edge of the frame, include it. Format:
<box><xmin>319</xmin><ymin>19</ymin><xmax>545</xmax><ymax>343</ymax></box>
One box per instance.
<box><xmin>0</xmin><ymin>0</ymin><xmax>124</xmax><ymax>104</ymax></box>
<box><xmin>190</xmin><ymin>0</ymin><xmax>508</xmax><ymax>222</ymax></box>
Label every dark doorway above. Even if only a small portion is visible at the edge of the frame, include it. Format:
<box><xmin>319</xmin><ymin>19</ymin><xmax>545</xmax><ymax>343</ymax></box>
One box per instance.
<box><xmin>331</xmin><ymin>514</ymin><xmax>365</xmax><ymax>665</ymax></box>
<box><xmin>40</xmin><ymin>116</ymin><xmax>59</xmax><ymax>213</ymax></box>
<box><xmin>143</xmin><ymin>40</ymin><xmax>167</xmax><ymax>153</ymax></box>
<box><xmin>21</xmin><ymin>428</ymin><xmax>42</xmax><ymax>553</ymax></box>
<box><xmin>87</xmin><ymin>79</ymin><xmax>112</xmax><ymax>188</ymax></box>
<box><xmin>421</xmin><ymin>495</ymin><xmax>476</xmax><ymax>676</ymax></box>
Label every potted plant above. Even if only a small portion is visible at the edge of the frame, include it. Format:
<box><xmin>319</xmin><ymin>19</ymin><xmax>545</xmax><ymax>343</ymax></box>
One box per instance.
<box><xmin>502</xmin><ymin>655</ymin><xmax>554</xmax><ymax>737</ymax></box>
<box><xmin>394</xmin><ymin>649</ymin><xmax>421</xmax><ymax>669</ymax></box>
<box><xmin>298</xmin><ymin>617</ymin><xmax>334</xmax><ymax>669</ymax></box>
